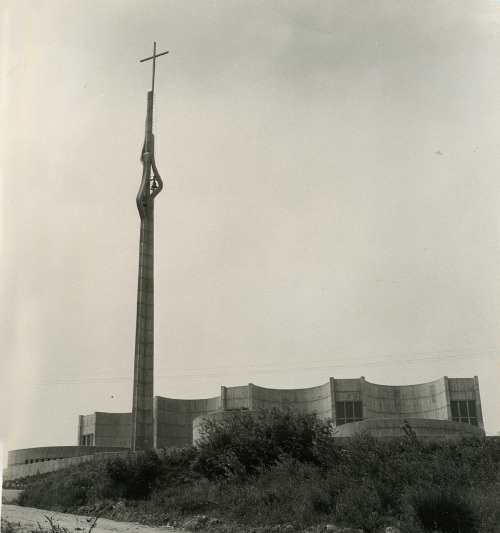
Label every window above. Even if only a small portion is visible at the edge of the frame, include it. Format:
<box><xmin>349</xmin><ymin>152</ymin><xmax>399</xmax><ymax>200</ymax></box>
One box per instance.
<box><xmin>336</xmin><ymin>401</ymin><xmax>363</xmax><ymax>425</ymax></box>
<box><xmin>81</xmin><ymin>433</ymin><xmax>94</xmax><ymax>446</ymax></box>
<box><xmin>451</xmin><ymin>400</ymin><xmax>478</xmax><ymax>426</ymax></box>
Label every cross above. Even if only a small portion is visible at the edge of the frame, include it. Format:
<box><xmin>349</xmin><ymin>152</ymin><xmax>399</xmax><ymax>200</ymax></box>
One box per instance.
<box><xmin>140</xmin><ymin>42</ymin><xmax>169</xmax><ymax>93</ymax></box>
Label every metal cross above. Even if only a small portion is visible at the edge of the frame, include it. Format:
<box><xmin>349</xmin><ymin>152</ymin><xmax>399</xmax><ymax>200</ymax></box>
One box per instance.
<box><xmin>140</xmin><ymin>42</ymin><xmax>169</xmax><ymax>93</ymax></box>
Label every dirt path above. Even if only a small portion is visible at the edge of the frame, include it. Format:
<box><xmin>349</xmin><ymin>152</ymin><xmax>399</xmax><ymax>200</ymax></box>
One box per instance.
<box><xmin>1</xmin><ymin>505</ymin><xmax>181</xmax><ymax>533</ymax></box>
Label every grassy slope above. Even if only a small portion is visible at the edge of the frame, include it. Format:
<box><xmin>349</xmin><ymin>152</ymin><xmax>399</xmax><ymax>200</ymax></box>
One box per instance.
<box><xmin>7</xmin><ymin>414</ymin><xmax>500</xmax><ymax>533</ymax></box>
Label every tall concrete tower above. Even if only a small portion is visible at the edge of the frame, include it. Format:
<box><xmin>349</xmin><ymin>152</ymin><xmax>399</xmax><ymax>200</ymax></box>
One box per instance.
<box><xmin>131</xmin><ymin>43</ymin><xmax>168</xmax><ymax>451</ymax></box>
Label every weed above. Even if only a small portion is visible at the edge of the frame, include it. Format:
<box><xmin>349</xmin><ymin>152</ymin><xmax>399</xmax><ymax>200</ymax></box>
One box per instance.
<box><xmin>1</xmin><ymin>521</ymin><xmax>21</xmax><ymax>533</ymax></box>
<box><xmin>33</xmin><ymin>516</ymin><xmax>98</xmax><ymax>533</ymax></box>
<box><xmin>411</xmin><ymin>488</ymin><xmax>479</xmax><ymax>533</ymax></box>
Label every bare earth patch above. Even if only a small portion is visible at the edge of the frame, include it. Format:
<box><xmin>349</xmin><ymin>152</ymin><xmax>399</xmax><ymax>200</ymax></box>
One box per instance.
<box><xmin>1</xmin><ymin>505</ymin><xmax>181</xmax><ymax>533</ymax></box>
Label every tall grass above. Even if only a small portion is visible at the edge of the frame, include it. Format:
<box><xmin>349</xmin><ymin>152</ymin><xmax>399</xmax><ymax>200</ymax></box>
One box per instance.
<box><xmin>13</xmin><ymin>411</ymin><xmax>500</xmax><ymax>533</ymax></box>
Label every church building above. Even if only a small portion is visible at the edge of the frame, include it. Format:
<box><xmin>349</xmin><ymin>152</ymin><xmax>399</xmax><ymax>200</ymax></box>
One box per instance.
<box><xmin>3</xmin><ymin>45</ymin><xmax>486</xmax><ymax>481</ymax></box>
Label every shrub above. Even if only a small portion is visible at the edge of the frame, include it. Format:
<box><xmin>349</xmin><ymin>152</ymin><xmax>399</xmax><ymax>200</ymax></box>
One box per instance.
<box><xmin>150</xmin><ymin>481</ymin><xmax>216</xmax><ymax>516</ymax></box>
<box><xmin>20</xmin><ymin>447</ymin><xmax>198</xmax><ymax>509</ymax></box>
<box><xmin>194</xmin><ymin>408</ymin><xmax>338</xmax><ymax>479</ymax></box>
<box><xmin>105</xmin><ymin>450</ymin><xmax>164</xmax><ymax>499</ymax></box>
<box><xmin>158</xmin><ymin>445</ymin><xmax>200</xmax><ymax>486</ymax></box>
<box><xmin>215</xmin><ymin>456</ymin><xmax>335</xmax><ymax>526</ymax></box>
<box><xmin>20</xmin><ymin>463</ymin><xmax>98</xmax><ymax>510</ymax></box>
<box><xmin>411</xmin><ymin>487</ymin><xmax>479</xmax><ymax>533</ymax></box>
<box><xmin>335</xmin><ymin>480</ymin><xmax>384</xmax><ymax>532</ymax></box>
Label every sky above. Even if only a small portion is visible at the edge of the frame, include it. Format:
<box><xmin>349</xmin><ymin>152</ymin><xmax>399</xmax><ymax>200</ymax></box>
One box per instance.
<box><xmin>1</xmin><ymin>0</ymin><xmax>500</xmax><ymax>466</ymax></box>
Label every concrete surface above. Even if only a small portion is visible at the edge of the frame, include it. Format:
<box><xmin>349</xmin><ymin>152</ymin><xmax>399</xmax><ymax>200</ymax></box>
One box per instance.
<box><xmin>3</xmin><ymin>451</ymin><xmax>131</xmax><ymax>482</ymax></box>
<box><xmin>1</xmin><ymin>490</ymin><xmax>23</xmax><ymax>505</ymax></box>
<box><xmin>78</xmin><ymin>413</ymin><xmax>132</xmax><ymax>448</ymax></box>
<box><xmin>334</xmin><ymin>417</ymin><xmax>486</xmax><ymax>439</ymax></box>
<box><xmin>8</xmin><ymin>446</ymin><xmax>129</xmax><ymax>467</ymax></box>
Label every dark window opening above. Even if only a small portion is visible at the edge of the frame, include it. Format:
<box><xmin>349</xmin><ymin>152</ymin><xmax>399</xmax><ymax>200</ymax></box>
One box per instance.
<box><xmin>451</xmin><ymin>400</ymin><xmax>478</xmax><ymax>427</ymax></box>
<box><xmin>81</xmin><ymin>433</ymin><xmax>94</xmax><ymax>446</ymax></box>
<box><xmin>336</xmin><ymin>401</ymin><xmax>363</xmax><ymax>426</ymax></box>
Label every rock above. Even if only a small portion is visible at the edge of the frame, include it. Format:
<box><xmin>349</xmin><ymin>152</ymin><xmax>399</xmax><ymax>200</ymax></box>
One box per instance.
<box><xmin>325</xmin><ymin>526</ymin><xmax>352</xmax><ymax>533</ymax></box>
<box><xmin>183</xmin><ymin>515</ymin><xmax>209</xmax><ymax>531</ymax></box>
<box><xmin>115</xmin><ymin>501</ymin><xmax>126</xmax><ymax>511</ymax></box>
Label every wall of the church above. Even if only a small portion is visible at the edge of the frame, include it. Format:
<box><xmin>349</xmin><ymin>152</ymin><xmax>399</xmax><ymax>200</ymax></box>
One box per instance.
<box><xmin>334</xmin><ymin>418</ymin><xmax>485</xmax><ymax>439</ymax></box>
<box><xmin>362</xmin><ymin>377</ymin><xmax>449</xmax><ymax>421</ymax></box>
<box><xmin>7</xmin><ymin>445</ymin><xmax>129</xmax><ymax>467</ymax></box>
<box><xmin>192</xmin><ymin>377</ymin><xmax>485</xmax><ymax>442</ymax></box>
<box><xmin>250</xmin><ymin>382</ymin><xmax>333</xmax><ymax>418</ymax></box>
<box><xmin>4</xmin><ymin>448</ymin><xmax>130</xmax><ymax>481</ymax></box>
<box><xmin>4</xmin><ymin>377</ymin><xmax>485</xmax><ymax>481</ymax></box>
<box><xmin>154</xmin><ymin>394</ymin><xmax>221</xmax><ymax>448</ymax></box>
<box><xmin>74</xmin><ymin>377</ymin><xmax>485</xmax><ymax>448</ymax></box>
<box><xmin>78</xmin><ymin>412</ymin><xmax>132</xmax><ymax>448</ymax></box>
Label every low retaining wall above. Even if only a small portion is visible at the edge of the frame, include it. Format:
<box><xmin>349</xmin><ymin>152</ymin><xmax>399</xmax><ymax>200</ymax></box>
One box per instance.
<box><xmin>334</xmin><ymin>418</ymin><xmax>486</xmax><ymax>439</ymax></box>
<box><xmin>3</xmin><ymin>450</ymin><xmax>132</xmax><ymax>481</ymax></box>
<box><xmin>8</xmin><ymin>446</ymin><xmax>130</xmax><ymax>467</ymax></box>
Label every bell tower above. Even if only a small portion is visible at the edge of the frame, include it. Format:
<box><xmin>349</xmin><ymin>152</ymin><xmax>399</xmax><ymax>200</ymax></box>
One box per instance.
<box><xmin>131</xmin><ymin>43</ymin><xmax>168</xmax><ymax>451</ymax></box>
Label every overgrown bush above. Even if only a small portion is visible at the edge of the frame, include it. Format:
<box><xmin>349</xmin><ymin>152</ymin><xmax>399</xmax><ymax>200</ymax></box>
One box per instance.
<box><xmin>213</xmin><ymin>456</ymin><xmax>334</xmax><ymax>526</ymax></box>
<box><xmin>15</xmin><ymin>411</ymin><xmax>500</xmax><ymax>533</ymax></box>
<box><xmin>194</xmin><ymin>408</ymin><xmax>339</xmax><ymax>478</ymax></box>
<box><xmin>104</xmin><ymin>450</ymin><xmax>163</xmax><ymax>499</ymax></box>
<box><xmin>410</xmin><ymin>487</ymin><xmax>479</xmax><ymax>533</ymax></box>
<box><xmin>335</xmin><ymin>480</ymin><xmax>384</xmax><ymax>532</ymax></box>
<box><xmin>20</xmin><ymin>462</ymin><xmax>99</xmax><ymax>510</ymax></box>
<box><xmin>20</xmin><ymin>446</ymin><xmax>199</xmax><ymax>509</ymax></box>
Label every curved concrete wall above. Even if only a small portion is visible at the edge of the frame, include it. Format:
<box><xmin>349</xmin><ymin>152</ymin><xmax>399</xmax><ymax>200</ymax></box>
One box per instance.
<box><xmin>191</xmin><ymin>377</ymin><xmax>484</xmax><ymax>442</ymax></box>
<box><xmin>334</xmin><ymin>418</ymin><xmax>486</xmax><ymax>440</ymax></box>
<box><xmin>250</xmin><ymin>382</ymin><xmax>333</xmax><ymax>419</ymax></box>
<box><xmin>192</xmin><ymin>410</ymin><xmax>260</xmax><ymax>443</ymax></box>
<box><xmin>7</xmin><ymin>446</ymin><xmax>129</xmax><ymax>467</ymax></box>
<box><xmin>154</xmin><ymin>395</ymin><xmax>221</xmax><ymax>448</ymax></box>
<box><xmin>361</xmin><ymin>377</ymin><xmax>483</xmax><ymax>429</ymax></box>
<box><xmin>175</xmin><ymin>381</ymin><xmax>334</xmax><ymax>445</ymax></box>
<box><xmin>362</xmin><ymin>377</ymin><xmax>449</xmax><ymax>421</ymax></box>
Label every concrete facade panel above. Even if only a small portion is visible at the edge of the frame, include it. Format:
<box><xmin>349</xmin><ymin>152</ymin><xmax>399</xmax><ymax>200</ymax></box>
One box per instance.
<box><xmin>361</xmin><ymin>377</ymin><xmax>450</xmax><ymax>421</ymax></box>
<box><xmin>154</xmin><ymin>395</ymin><xmax>221</xmax><ymax>449</ymax></box>
<box><xmin>4</xmin><ymin>450</ymin><xmax>132</xmax><ymax>481</ymax></box>
<box><xmin>7</xmin><ymin>446</ymin><xmax>129</xmax><ymax>467</ymax></box>
<box><xmin>250</xmin><ymin>382</ymin><xmax>332</xmax><ymax>419</ymax></box>
<box><xmin>77</xmin><ymin>412</ymin><xmax>131</xmax><ymax>448</ymax></box>
<box><xmin>334</xmin><ymin>418</ymin><xmax>485</xmax><ymax>440</ymax></box>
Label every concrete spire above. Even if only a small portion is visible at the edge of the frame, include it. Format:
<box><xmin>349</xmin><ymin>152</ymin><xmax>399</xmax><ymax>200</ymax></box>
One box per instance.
<box><xmin>131</xmin><ymin>44</ymin><xmax>167</xmax><ymax>451</ymax></box>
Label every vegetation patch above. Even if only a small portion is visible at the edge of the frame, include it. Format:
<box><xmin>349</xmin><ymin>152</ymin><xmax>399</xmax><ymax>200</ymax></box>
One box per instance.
<box><xmin>10</xmin><ymin>409</ymin><xmax>500</xmax><ymax>533</ymax></box>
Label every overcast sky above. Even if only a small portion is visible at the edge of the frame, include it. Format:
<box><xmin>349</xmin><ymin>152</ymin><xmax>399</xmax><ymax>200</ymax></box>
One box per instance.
<box><xmin>1</xmin><ymin>0</ymin><xmax>500</xmax><ymax>465</ymax></box>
